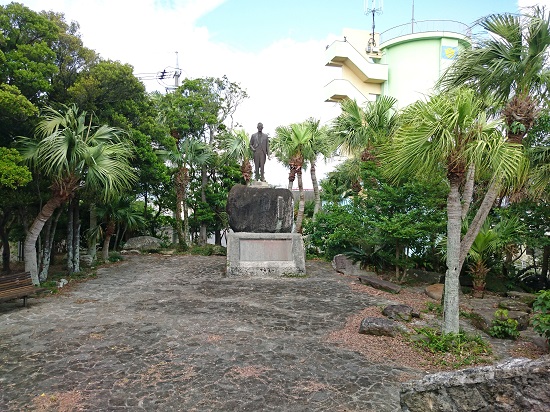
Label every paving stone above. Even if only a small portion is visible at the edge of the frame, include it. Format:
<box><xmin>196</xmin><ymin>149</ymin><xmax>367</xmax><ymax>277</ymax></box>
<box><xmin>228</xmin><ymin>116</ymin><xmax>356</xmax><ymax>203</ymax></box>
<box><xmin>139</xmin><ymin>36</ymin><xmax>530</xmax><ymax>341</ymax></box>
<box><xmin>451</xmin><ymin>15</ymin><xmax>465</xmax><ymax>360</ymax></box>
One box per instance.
<box><xmin>0</xmin><ymin>255</ymin><xmax>423</xmax><ymax>411</ymax></box>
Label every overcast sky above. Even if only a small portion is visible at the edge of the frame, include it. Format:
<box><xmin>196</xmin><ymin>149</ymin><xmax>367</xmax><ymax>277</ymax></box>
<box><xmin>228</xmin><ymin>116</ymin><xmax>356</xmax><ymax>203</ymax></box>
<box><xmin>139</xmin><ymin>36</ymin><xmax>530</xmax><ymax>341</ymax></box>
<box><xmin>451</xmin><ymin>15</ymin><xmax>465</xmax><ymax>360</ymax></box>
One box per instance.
<box><xmin>2</xmin><ymin>0</ymin><xmax>545</xmax><ymax>187</ymax></box>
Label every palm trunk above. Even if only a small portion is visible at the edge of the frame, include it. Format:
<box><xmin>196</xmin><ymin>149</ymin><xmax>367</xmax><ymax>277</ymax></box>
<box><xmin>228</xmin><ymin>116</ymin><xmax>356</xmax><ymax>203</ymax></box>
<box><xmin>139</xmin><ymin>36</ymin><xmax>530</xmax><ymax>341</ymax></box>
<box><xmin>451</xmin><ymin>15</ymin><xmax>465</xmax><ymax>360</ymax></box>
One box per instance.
<box><xmin>288</xmin><ymin>165</ymin><xmax>296</xmax><ymax>191</ymax></box>
<box><xmin>38</xmin><ymin>208</ymin><xmax>62</xmax><ymax>282</ymax></box>
<box><xmin>67</xmin><ymin>197</ymin><xmax>80</xmax><ymax>274</ymax></box>
<box><xmin>183</xmin><ymin>171</ymin><xmax>190</xmax><ymax>248</ymax></box>
<box><xmin>199</xmin><ymin>164</ymin><xmax>208</xmax><ymax>246</ymax></box>
<box><xmin>67</xmin><ymin>201</ymin><xmax>74</xmax><ymax>274</ymax></box>
<box><xmin>87</xmin><ymin>203</ymin><xmax>98</xmax><ymax>261</ymax></box>
<box><xmin>310</xmin><ymin>159</ymin><xmax>321</xmax><ymax>218</ymax></box>
<box><xmin>294</xmin><ymin>169</ymin><xmax>305</xmax><ymax>233</ymax></box>
<box><xmin>443</xmin><ymin>180</ymin><xmax>462</xmax><ymax>334</ymax></box>
<box><xmin>461</xmin><ymin>165</ymin><xmax>475</xmax><ymax>220</ymax></box>
<box><xmin>24</xmin><ymin>196</ymin><xmax>64</xmax><ymax>285</ymax></box>
<box><xmin>73</xmin><ymin>200</ymin><xmax>80</xmax><ymax>273</ymax></box>
<box><xmin>459</xmin><ymin>179</ymin><xmax>500</xmax><ymax>272</ymax></box>
<box><xmin>174</xmin><ymin>167</ymin><xmax>186</xmax><ymax>248</ymax></box>
<box><xmin>102</xmin><ymin>220</ymin><xmax>115</xmax><ymax>262</ymax></box>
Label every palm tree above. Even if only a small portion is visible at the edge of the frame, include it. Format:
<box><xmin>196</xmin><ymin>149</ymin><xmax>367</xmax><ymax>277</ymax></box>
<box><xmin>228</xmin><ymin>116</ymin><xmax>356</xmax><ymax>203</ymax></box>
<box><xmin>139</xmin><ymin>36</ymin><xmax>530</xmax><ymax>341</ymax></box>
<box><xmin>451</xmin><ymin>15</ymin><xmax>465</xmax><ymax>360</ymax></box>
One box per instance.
<box><xmin>332</xmin><ymin>96</ymin><xmax>399</xmax><ymax>160</ymax></box>
<box><xmin>382</xmin><ymin>87</ymin><xmax>525</xmax><ymax>333</ymax></box>
<box><xmin>272</xmin><ymin>122</ymin><xmax>316</xmax><ymax>233</ymax></box>
<box><xmin>305</xmin><ymin>118</ymin><xmax>336</xmax><ymax>217</ymax></box>
<box><xmin>439</xmin><ymin>7</ymin><xmax>550</xmax><ymax>262</ymax></box>
<box><xmin>220</xmin><ymin>129</ymin><xmax>253</xmax><ymax>184</ymax></box>
<box><xmin>440</xmin><ymin>7</ymin><xmax>550</xmax><ymax>144</ymax></box>
<box><xmin>18</xmin><ymin>104</ymin><xmax>136</xmax><ymax>284</ymax></box>
<box><xmin>97</xmin><ymin>196</ymin><xmax>145</xmax><ymax>262</ymax></box>
<box><xmin>158</xmin><ymin>137</ymin><xmax>212</xmax><ymax>248</ymax></box>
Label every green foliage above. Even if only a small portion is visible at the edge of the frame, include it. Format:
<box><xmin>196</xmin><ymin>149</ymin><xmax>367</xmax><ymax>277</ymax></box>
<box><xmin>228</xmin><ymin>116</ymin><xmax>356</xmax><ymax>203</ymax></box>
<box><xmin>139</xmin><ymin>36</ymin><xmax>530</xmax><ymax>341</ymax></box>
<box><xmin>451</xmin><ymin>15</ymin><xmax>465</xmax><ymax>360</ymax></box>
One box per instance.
<box><xmin>0</xmin><ymin>147</ymin><xmax>32</xmax><ymax>188</ymax></box>
<box><xmin>424</xmin><ymin>302</ymin><xmax>443</xmax><ymax>316</ymax></box>
<box><xmin>488</xmin><ymin>309</ymin><xmax>520</xmax><ymax>339</ymax></box>
<box><xmin>532</xmin><ymin>290</ymin><xmax>550</xmax><ymax>342</ymax></box>
<box><xmin>413</xmin><ymin>327</ymin><xmax>493</xmax><ymax>367</ymax></box>
<box><xmin>305</xmin><ymin>159</ymin><xmax>447</xmax><ymax>272</ymax></box>
<box><xmin>108</xmin><ymin>251</ymin><xmax>123</xmax><ymax>262</ymax></box>
<box><xmin>188</xmin><ymin>244</ymin><xmax>226</xmax><ymax>256</ymax></box>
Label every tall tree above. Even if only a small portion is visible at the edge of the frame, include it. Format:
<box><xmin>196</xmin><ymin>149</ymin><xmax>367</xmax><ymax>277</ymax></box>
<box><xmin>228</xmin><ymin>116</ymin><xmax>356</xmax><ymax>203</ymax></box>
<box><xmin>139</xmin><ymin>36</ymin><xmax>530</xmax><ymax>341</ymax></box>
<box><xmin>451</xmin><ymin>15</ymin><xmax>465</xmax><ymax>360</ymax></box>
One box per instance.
<box><xmin>332</xmin><ymin>96</ymin><xmax>398</xmax><ymax>160</ymax></box>
<box><xmin>305</xmin><ymin>118</ymin><xmax>335</xmax><ymax>217</ymax></box>
<box><xmin>439</xmin><ymin>7</ymin><xmax>550</xmax><ymax>263</ymax></box>
<box><xmin>220</xmin><ymin>129</ymin><xmax>253</xmax><ymax>184</ymax></box>
<box><xmin>18</xmin><ymin>104</ymin><xmax>136</xmax><ymax>284</ymax></box>
<box><xmin>272</xmin><ymin>122</ymin><xmax>314</xmax><ymax>233</ymax></box>
<box><xmin>382</xmin><ymin>87</ymin><xmax>525</xmax><ymax>333</ymax></box>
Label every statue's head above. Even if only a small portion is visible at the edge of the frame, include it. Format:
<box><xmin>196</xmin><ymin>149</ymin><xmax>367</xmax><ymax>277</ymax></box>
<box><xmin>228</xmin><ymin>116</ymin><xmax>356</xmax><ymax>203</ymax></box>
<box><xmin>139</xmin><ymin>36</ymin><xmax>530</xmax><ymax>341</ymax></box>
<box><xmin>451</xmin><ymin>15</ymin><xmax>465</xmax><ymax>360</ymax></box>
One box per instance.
<box><xmin>257</xmin><ymin>122</ymin><xmax>263</xmax><ymax>131</ymax></box>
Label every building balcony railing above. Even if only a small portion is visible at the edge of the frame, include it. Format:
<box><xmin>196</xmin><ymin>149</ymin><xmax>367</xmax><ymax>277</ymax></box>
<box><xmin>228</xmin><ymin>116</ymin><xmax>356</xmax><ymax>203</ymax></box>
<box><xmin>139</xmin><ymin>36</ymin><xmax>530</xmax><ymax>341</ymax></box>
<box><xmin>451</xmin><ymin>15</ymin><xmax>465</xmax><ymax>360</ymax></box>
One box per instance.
<box><xmin>380</xmin><ymin>20</ymin><xmax>471</xmax><ymax>45</ymax></box>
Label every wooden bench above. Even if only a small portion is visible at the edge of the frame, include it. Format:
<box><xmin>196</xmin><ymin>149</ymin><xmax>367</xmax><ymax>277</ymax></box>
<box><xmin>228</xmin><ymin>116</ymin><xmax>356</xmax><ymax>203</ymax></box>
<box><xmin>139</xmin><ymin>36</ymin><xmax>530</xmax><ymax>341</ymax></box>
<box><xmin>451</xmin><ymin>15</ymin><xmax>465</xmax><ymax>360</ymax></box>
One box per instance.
<box><xmin>0</xmin><ymin>271</ymin><xmax>42</xmax><ymax>307</ymax></box>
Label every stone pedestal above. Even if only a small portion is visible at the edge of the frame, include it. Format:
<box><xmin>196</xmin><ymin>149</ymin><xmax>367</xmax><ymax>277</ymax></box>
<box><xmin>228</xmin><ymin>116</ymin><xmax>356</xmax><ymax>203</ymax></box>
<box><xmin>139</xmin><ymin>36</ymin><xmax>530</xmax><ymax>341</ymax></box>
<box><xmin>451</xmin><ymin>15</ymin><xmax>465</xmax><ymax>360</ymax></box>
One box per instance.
<box><xmin>226</xmin><ymin>232</ymin><xmax>305</xmax><ymax>277</ymax></box>
<box><xmin>226</xmin><ymin>184</ymin><xmax>294</xmax><ymax>233</ymax></box>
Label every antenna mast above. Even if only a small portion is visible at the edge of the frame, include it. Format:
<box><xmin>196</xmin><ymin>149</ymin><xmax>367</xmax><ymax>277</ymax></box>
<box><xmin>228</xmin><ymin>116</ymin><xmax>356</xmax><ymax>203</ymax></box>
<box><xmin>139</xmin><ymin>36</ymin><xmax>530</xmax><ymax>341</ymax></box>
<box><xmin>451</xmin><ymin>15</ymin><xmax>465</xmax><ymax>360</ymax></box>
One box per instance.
<box><xmin>411</xmin><ymin>0</ymin><xmax>415</xmax><ymax>33</ymax></box>
<box><xmin>365</xmin><ymin>0</ymin><xmax>383</xmax><ymax>52</ymax></box>
<box><xmin>174</xmin><ymin>51</ymin><xmax>181</xmax><ymax>88</ymax></box>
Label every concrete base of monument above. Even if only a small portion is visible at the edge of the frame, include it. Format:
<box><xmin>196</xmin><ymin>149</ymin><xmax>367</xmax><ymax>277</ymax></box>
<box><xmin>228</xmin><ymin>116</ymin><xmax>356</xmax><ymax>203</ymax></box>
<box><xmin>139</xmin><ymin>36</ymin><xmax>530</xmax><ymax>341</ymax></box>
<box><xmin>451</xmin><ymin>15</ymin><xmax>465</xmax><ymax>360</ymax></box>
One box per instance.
<box><xmin>226</xmin><ymin>232</ymin><xmax>306</xmax><ymax>277</ymax></box>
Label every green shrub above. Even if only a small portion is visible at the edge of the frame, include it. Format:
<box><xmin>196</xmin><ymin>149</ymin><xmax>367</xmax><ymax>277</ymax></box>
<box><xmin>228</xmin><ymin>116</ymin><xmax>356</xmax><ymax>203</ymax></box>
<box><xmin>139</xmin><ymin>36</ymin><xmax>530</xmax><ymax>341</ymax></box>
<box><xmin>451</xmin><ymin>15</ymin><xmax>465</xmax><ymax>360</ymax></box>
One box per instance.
<box><xmin>188</xmin><ymin>244</ymin><xmax>226</xmax><ymax>256</ymax></box>
<box><xmin>108</xmin><ymin>251</ymin><xmax>123</xmax><ymax>262</ymax></box>
<box><xmin>488</xmin><ymin>309</ymin><xmax>520</xmax><ymax>339</ymax></box>
<box><xmin>412</xmin><ymin>327</ymin><xmax>492</xmax><ymax>368</ymax></box>
<box><xmin>532</xmin><ymin>289</ymin><xmax>550</xmax><ymax>343</ymax></box>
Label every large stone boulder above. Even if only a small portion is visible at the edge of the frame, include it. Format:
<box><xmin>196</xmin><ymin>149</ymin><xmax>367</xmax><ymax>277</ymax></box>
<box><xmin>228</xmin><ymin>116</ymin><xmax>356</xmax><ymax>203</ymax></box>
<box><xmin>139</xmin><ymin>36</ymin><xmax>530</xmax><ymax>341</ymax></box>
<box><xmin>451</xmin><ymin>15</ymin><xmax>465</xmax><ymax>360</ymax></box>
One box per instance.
<box><xmin>359</xmin><ymin>317</ymin><xmax>407</xmax><ymax>337</ymax></box>
<box><xmin>227</xmin><ymin>185</ymin><xmax>293</xmax><ymax>233</ymax></box>
<box><xmin>122</xmin><ymin>236</ymin><xmax>162</xmax><ymax>251</ymax></box>
<box><xmin>400</xmin><ymin>356</ymin><xmax>550</xmax><ymax>411</ymax></box>
<box><xmin>332</xmin><ymin>254</ymin><xmax>360</xmax><ymax>276</ymax></box>
<box><xmin>382</xmin><ymin>304</ymin><xmax>420</xmax><ymax>322</ymax></box>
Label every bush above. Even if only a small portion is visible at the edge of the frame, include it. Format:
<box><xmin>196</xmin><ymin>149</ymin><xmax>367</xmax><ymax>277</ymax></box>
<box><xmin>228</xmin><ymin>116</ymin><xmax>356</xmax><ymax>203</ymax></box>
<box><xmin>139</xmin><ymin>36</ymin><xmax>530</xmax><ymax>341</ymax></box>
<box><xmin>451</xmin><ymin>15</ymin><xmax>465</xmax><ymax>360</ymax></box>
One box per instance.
<box><xmin>532</xmin><ymin>290</ymin><xmax>550</xmax><ymax>343</ymax></box>
<box><xmin>188</xmin><ymin>244</ymin><xmax>226</xmax><ymax>256</ymax></box>
<box><xmin>488</xmin><ymin>309</ymin><xmax>520</xmax><ymax>340</ymax></box>
<box><xmin>108</xmin><ymin>251</ymin><xmax>123</xmax><ymax>262</ymax></box>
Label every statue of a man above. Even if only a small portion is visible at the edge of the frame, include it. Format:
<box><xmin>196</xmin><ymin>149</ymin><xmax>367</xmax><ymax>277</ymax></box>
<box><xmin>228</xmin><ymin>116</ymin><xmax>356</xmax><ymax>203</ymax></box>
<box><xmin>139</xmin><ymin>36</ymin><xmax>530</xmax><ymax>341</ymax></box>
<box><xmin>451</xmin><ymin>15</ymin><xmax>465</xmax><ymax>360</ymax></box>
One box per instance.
<box><xmin>249</xmin><ymin>122</ymin><xmax>270</xmax><ymax>181</ymax></box>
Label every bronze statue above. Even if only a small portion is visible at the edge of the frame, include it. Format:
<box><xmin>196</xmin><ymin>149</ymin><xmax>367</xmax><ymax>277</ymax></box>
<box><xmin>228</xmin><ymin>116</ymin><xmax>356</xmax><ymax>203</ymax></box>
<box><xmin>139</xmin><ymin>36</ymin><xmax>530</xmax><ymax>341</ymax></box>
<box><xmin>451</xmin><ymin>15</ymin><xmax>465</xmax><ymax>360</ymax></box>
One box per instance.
<box><xmin>249</xmin><ymin>122</ymin><xmax>269</xmax><ymax>181</ymax></box>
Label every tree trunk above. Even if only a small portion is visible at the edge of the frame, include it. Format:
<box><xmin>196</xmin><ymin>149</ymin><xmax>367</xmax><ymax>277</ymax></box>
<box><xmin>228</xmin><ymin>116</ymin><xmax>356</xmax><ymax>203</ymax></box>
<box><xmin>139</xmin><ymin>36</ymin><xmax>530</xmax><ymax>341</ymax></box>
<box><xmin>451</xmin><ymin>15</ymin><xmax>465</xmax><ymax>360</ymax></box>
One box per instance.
<box><xmin>443</xmin><ymin>180</ymin><xmax>462</xmax><ymax>334</ymax></box>
<box><xmin>24</xmin><ymin>196</ymin><xmax>64</xmax><ymax>285</ymax></box>
<box><xmin>102</xmin><ymin>220</ymin><xmax>115</xmax><ymax>262</ymax></box>
<box><xmin>38</xmin><ymin>208</ymin><xmax>62</xmax><ymax>282</ymax></box>
<box><xmin>459</xmin><ymin>179</ymin><xmax>500</xmax><ymax>272</ymax></box>
<box><xmin>87</xmin><ymin>203</ymin><xmax>98</xmax><ymax>261</ymax></box>
<box><xmin>183</xmin><ymin>170</ymin><xmax>190</xmax><ymax>248</ymax></box>
<box><xmin>72</xmin><ymin>199</ymin><xmax>80</xmax><ymax>273</ymax></box>
<box><xmin>199</xmin><ymin>164</ymin><xmax>208</xmax><ymax>246</ymax></box>
<box><xmin>461</xmin><ymin>165</ymin><xmax>475</xmax><ymax>220</ymax></box>
<box><xmin>0</xmin><ymin>209</ymin><xmax>13</xmax><ymax>273</ymax></box>
<box><xmin>542</xmin><ymin>244</ymin><xmax>550</xmax><ymax>286</ymax></box>
<box><xmin>310</xmin><ymin>159</ymin><xmax>321</xmax><ymax>218</ymax></box>
<box><xmin>67</xmin><ymin>197</ymin><xmax>80</xmax><ymax>275</ymax></box>
<box><xmin>395</xmin><ymin>241</ymin><xmax>400</xmax><ymax>281</ymax></box>
<box><xmin>67</xmin><ymin>200</ymin><xmax>74</xmax><ymax>275</ymax></box>
<box><xmin>174</xmin><ymin>167</ymin><xmax>186</xmax><ymax>248</ymax></box>
<box><xmin>215</xmin><ymin>230</ymin><xmax>221</xmax><ymax>246</ymax></box>
<box><xmin>294</xmin><ymin>169</ymin><xmax>305</xmax><ymax>234</ymax></box>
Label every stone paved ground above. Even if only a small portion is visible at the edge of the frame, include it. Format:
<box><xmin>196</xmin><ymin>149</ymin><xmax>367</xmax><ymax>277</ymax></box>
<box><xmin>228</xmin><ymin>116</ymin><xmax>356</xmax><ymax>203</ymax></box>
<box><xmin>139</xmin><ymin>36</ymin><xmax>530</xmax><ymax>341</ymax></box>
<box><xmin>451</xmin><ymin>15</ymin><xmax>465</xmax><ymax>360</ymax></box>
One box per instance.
<box><xmin>0</xmin><ymin>255</ymin><xmax>424</xmax><ymax>411</ymax></box>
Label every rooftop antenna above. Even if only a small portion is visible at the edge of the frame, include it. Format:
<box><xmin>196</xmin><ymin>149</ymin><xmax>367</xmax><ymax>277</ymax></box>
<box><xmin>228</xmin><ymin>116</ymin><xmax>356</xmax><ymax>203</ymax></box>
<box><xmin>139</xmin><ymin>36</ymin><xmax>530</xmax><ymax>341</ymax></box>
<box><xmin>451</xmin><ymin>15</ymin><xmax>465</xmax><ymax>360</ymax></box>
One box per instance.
<box><xmin>174</xmin><ymin>51</ymin><xmax>181</xmax><ymax>88</ymax></box>
<box><xmin>365</xmin><ymin>0</ymin><xmax>383</xmax><ymax>52</ymax></box>
<box><xmin>411</xmin><ymin>0</ymin><xmax>416</xmax><ymax>33</ymax></box>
